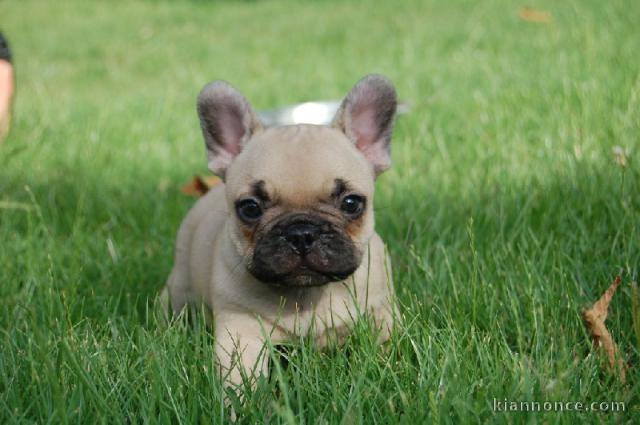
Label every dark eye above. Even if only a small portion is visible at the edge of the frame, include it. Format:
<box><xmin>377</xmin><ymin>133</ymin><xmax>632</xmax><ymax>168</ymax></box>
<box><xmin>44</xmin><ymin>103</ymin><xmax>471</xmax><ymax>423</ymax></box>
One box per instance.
<box><xmin>236</xmin><ymin>198</ymin><xmax>263</xmax><ymax>223</ymax></box>
<box><xmin>340</xmin><ymin>194</ymin><xmax>366</xmax><ymax>217</ymax></box>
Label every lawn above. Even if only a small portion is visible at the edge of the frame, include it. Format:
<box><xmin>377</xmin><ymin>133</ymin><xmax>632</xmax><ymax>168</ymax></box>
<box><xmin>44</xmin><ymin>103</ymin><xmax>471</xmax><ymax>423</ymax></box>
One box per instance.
<box><xmin>1</xmin><ymin>0</ymin><xmax>639</xmax><ymax>423</ymax></box>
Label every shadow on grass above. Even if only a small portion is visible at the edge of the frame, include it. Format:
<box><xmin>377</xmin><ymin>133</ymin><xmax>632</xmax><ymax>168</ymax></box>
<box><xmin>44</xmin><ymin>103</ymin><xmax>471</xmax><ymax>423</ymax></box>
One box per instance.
<box><xmin>1</xmin><ymin>166</ymin><xmax>194</xmax><ymax>324</ymax></box>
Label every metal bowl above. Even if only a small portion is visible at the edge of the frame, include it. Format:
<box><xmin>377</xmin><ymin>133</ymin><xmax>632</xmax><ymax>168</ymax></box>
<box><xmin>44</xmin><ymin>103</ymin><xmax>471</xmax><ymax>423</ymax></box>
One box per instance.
<box><xmin>258</xmin><ymin>100</ymin><xmax>409</xmax><ymax>127</ymax></box>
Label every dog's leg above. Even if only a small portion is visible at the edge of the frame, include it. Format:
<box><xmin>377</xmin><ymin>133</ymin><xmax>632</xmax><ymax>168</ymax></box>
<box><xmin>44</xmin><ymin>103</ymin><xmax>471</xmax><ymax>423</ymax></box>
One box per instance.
<box><xmin>156</xmin><ymin>286</ymin><xmax>172</xmax><ymax>324</ymax></box>
<box><xmin>372</xmin><ymin>302</ymin><xmax>397</xmax><ymax>344</ymax></box>
<box><xmin>215</xmin><ymin>318</ymin><xmax>271</xmax><ymax>390</ymax></box>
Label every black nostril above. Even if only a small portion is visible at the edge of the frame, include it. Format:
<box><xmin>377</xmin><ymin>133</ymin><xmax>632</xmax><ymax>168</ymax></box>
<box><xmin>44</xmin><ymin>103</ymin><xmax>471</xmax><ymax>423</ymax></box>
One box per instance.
<box><xmin>284</xmin><ymin>224</ymin><xmax>318</xmax><ymax>255</ymax></box>
<box><xmin>303</xmin><ymin>232</ymin><xmax>314</xmax><ymax>247</ymax></box>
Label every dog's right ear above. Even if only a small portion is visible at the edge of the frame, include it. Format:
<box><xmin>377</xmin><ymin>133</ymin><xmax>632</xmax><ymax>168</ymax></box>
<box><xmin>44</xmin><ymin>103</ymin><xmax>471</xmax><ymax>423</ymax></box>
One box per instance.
<box><xmin>332</xmin><ymin>75</ymin><xmax>397</xmax><ymax>177</ymax></box>
<box><xmin>197</xmin><ymin>81</ymin><xmax>262</xmax><ymax>178</ymax></box>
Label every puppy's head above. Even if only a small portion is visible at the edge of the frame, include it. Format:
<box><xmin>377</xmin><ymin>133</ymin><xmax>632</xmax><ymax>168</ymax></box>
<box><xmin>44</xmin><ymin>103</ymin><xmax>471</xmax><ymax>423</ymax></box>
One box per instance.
<box><xmin>197</xmin><ymin>75</ymin><xmax>397</xmax><ymax>287</ymax></box>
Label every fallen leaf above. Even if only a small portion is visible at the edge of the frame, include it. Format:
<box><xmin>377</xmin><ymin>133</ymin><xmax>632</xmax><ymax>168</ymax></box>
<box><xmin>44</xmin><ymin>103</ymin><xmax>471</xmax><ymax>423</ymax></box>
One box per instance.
<box><xmin>181</xmin><ymin>175</ymin><xmax>222</xmax><ymax>197</ymax></box>
<box><xmin>582</xmin><ymin>276</ymin><xmax>626</xmax><ymax>382</ymax></box>
<box><xmin>518</xmin><ymin>7</ymin><xmax>552</xmax><ymax>24</ymax></box>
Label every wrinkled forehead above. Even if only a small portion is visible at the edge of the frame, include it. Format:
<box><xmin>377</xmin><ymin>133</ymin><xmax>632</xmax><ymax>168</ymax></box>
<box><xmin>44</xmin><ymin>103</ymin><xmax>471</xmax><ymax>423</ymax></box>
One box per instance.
<box><xmin>226</xmin><ymin>125</ymin><xmax>374</xmax><ymax>205</ymax></box>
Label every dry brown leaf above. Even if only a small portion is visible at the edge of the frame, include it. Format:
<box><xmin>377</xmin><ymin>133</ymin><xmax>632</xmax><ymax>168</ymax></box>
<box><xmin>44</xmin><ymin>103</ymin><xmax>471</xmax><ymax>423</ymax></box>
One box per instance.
<box><xmin>181</xmin><ymin>175</ymin><xmax>222</xmax><ymax>197</ymax></box>
<box><xmin>518</xmin><ymin>7</ymin><xmax>552</xmax><ymax>24</ymax></box>
<box><xmin>582</xmin><ymin>276</ymin><xmax>626</xmax><ymax>382</ymax></box>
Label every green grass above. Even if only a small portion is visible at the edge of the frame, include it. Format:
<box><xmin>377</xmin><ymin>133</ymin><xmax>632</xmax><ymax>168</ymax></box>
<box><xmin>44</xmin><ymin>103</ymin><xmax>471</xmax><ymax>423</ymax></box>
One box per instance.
<box><xmin>1</xmin><ymin>0</ymin><xmax>639</xmax><ymax>422</ymax></box>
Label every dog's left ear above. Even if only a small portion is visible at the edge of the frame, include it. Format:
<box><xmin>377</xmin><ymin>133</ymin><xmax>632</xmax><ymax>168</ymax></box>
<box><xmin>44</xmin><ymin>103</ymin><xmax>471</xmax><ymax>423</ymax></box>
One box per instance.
<box><xmin>197</xmin><ymin>81</ymin><xmax>263</xmax><ymax>179</ymax></box>
<box><xmin>332</xmin><ymin>74</ymin><xmax>397</xmax><ymax>176</ymax></box>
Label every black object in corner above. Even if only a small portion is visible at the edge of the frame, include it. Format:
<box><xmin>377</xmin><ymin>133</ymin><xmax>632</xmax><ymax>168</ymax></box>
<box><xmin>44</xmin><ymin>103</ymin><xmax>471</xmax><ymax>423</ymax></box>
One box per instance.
<box><xmin>0</xmin><ymin>32</ymin><xmax>12</xmax><ymax>63</ymax></box>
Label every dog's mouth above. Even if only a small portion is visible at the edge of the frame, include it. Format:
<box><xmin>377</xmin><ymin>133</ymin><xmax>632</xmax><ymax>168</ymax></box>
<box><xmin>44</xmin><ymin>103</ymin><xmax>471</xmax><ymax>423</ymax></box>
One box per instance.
<box><xmin>249</xmin><ymin>260</ymin><xmax>358</xmax><ymax>288</ymax></box>
<box><xmin>248</xmin><ymin>215</ymin><xmax>362</xmax><ymax>288</ymax></box>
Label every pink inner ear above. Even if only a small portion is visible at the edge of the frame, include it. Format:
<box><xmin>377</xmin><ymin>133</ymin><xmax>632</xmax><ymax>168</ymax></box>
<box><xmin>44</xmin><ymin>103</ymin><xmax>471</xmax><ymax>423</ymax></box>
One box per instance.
<box><xmin>351</xmin><ymin>108</ymin><xmax>379</xmax><ymax>149</ymax></box>
<box><xmin>218</xmin><ymin>108</ymin><xmax>245</xmax><ymax>156</ymax></box>
<box><xmin>333</xmin><ymin>75</ymin><xmax>396</xmax><ymax>175</ymax></box>
<box><xmin>349</xmin><ymin>101</ymin><xmax>391</xmax><ymax>175</ymax></box>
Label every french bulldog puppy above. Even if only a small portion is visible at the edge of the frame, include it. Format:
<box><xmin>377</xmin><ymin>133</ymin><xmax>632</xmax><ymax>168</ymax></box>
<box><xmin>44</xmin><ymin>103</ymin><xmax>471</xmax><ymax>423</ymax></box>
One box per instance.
<box><xmin>161</xmin><ymin>75</ymin><xmax>398</xmax><ymax>387</ymax></box>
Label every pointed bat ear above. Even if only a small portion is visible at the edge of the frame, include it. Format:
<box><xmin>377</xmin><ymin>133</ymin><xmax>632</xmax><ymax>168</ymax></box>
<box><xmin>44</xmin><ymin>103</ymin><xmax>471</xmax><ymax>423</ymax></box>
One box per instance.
<box><xmin>197</xmin><ymin>81</ymin><xmax>263</xmax><ymax>179</ymax></box>
<box><xmin>332</xmin><ymin>74</ymin><xmax>397</xmax><ymax>176</ymax></box>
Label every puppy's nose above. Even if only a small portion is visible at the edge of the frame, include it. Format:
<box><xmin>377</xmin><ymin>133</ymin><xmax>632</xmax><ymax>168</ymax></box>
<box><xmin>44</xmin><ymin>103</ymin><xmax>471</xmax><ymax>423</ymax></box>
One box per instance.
<box><xmin>284</xmin><ymin>223</ymin><xmax>318</xmax><ymax>256</ymax></box>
